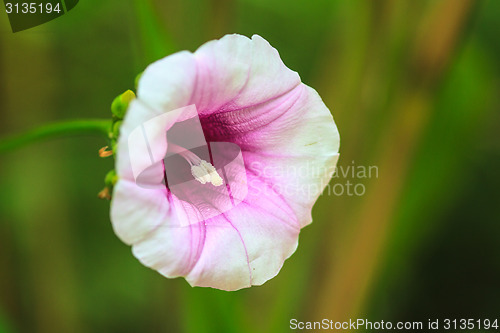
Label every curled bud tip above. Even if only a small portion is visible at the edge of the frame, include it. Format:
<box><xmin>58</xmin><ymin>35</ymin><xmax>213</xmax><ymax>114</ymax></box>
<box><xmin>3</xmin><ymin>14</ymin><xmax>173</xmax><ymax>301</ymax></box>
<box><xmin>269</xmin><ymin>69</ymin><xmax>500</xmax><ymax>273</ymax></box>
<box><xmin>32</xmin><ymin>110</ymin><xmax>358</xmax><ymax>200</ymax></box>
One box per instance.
<box><xmin>121</xmin><ymin>90</ymin><xmax>136</xmax><ymax>103</ymax></box>
<box><xmin>99</xmin><ymin>146</ymin><xmax>113</xmax><ymax>158</ymax></box>
<box><xmin>98</xmin><ymin>187</ymin><xmax>111</xmax><ymax>200</ymax></box>
<box><xmin>111</xmin><ymin>90</ymin><xmax>136</xmax><ymax>119</ymax></box>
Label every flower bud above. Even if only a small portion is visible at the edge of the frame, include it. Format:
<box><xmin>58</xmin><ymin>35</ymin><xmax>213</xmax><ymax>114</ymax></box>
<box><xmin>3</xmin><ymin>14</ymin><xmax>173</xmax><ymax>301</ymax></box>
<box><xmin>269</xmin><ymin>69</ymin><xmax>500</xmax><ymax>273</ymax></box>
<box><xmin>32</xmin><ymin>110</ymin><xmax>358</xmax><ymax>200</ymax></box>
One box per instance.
<box><xmin>111</xmin><ymin>90</ymin><xmax>136</xmax><ymax>119</ymax></box>
<box><xmin>112</xmin><ymin>121</ymin><xmax>122</xmax><ymax>139</ymax></box>
<box><xmin>105</xmin><ymin>170</ymin><xmax>118</xmax><ymax>187</ymax></box>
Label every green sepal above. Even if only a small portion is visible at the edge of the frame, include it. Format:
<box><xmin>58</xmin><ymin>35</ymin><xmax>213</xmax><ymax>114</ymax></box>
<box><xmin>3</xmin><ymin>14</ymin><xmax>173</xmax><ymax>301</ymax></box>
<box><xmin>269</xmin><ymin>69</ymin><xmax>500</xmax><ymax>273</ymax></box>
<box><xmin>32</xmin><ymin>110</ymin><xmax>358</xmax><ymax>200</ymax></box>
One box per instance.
<box><xmin>135</xmin><ymin>72</ymin><xmax>143</xmax><ymax>90</ymax></box>
<box><xmin>112</xmin><ymin>121</ymin><xmax>122</xmax><ymax>139</ymax></box>
<box><xmin>111</xmin><ymin>90</ymin><xmax>136</xmax><ymax>119</ymax></box>
<box><xmin>105</xmin><ymin>169</ymin><xmax>118</xmax><ymax>187</ymax></box>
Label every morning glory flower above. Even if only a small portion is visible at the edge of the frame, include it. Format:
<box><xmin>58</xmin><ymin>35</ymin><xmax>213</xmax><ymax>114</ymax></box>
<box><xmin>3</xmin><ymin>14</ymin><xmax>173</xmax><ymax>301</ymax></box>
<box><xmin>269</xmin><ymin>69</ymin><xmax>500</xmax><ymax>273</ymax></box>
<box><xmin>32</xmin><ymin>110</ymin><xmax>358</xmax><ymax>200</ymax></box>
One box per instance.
<box><xmin>110</xmin><ymin>34</ymin><xmax>340</xmax><ymax>291</ymax></box>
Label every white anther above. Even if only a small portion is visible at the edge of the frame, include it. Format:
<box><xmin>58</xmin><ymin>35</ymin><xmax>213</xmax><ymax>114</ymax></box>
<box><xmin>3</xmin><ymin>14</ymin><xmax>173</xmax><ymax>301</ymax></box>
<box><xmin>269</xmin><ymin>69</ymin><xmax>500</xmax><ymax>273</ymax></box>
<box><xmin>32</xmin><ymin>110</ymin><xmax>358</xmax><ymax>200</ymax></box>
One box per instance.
<box><xmin>209</xmin><ymin>173</ymin><xmax>223</xmax><ymax>186</ymax></box>
<box><xmin>169</xmin><ymin>143</ymin><xmax>223</xmax><ymax>186</ymax></box>
<box><xmin>191</xmin><ymin>160</ymin><xmax>223</xmax><ymax>186</ymax></box>
<box><xmin>191</xmin><ymin>165</ymin><xmax>208</xmax><ymax>184</ymax></box>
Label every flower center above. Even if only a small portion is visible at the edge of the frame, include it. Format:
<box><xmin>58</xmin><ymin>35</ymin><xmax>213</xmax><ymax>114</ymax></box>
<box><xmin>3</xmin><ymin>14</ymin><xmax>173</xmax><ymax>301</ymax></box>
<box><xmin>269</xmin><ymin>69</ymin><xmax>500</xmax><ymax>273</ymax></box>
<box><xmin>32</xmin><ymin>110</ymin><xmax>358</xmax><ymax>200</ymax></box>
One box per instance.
<box><xmin>168</xmin><ymin>143</ymin><xmax>223</xmax><ymax>187</ymax></box>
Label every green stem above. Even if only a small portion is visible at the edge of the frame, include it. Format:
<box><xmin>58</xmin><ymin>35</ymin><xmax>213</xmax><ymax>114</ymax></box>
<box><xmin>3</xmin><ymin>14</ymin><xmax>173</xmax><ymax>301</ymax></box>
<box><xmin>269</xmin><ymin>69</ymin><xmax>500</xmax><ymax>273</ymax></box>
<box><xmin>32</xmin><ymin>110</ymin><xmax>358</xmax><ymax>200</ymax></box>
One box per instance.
<box><xmin>0</xmin><ymin>119</ymin><xmax>111</xmax><ymax>153</ymax></box>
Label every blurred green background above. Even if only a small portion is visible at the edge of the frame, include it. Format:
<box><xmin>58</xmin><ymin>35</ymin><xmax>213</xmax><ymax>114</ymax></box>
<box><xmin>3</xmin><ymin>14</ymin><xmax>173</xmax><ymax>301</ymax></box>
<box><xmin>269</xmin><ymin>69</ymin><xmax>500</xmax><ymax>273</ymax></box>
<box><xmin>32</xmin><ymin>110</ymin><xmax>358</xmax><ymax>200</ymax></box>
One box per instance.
<box><xmin>1</xmin><ymin>0</ymin><xmax>499</xmax><ymax>332</ymax></box>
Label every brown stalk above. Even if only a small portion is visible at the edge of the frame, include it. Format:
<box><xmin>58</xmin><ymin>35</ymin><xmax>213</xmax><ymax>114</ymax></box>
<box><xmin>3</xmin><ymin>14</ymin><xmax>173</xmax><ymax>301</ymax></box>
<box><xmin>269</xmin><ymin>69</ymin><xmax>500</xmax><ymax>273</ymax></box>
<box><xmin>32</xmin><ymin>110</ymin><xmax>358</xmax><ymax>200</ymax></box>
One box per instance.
<box><xmin>314</xmin><ymin>0</ymin><xmax>475</xmax><ymax>321</ymax></box>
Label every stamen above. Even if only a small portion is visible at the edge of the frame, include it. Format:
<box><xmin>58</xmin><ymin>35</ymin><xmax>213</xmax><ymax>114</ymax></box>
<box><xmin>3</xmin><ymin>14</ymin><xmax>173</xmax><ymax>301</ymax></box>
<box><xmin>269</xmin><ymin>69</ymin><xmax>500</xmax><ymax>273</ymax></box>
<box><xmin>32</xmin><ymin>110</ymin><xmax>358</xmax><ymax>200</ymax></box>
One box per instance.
<box><xmin>191</xmin><ymin>165</ymin><xmax>210</xmax><ymax>184</ymax></box>
<box><xmin>168</xmin><ymin>143</ymin><xmax>223</xmax><ymax>186</ymax></box>
<box><xmin>200</xmin><ymin>160</ymin><xmax>223</xmax><ymax>186</ymax></box>
<box><xmin>169</xmin><ymin>143</ymin><xmax>201</xmax><ymax>166</ymax></box>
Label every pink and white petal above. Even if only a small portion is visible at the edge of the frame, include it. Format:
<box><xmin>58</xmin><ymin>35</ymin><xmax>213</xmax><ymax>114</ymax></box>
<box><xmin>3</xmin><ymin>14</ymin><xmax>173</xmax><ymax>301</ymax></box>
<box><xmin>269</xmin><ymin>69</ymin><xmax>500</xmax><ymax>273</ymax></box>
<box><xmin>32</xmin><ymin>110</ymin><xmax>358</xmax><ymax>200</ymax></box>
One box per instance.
<box><xmin>224</xmin><ymin>174</ymin><xmax>300</xmax><ymax>286</ymax></box>
<box><xmin>234</xmin><ymin>35</ymin><xmax>301</xmax><ymax>109</ymax></box>
<box><xmin>202</xmin><ymin>84</ymin><xmax>339</xmax><ymax>227</ymax></box>
<box><xmin>220</xmin><ymin>85</ymin><xmax>338</xmax><ymax>155</ymax></box>
<box><xmin>115</xmin><ymin>100</ymin><xmax>173</xmax><ymax>184</ymax></box>
<box><xmin>117</xmin><ymin>51</ymin><xmax>198</xmax><ymax>181</ymax></box>
<box><xmin>185</xmin><ymin>174</ymin><xmax>300</xmax><ymax>290</ymax></box>
<box><xmin>131</xmin><ymin>213</ymin><xmax>206</xmax><ymax>279</ymax></box>
<box><xmin>244</xmin><ymin>86</ymin><xmax>339</xmax><ymax>227</ymax></box>
<box><xmin>117</xmin><ymin>51</ymin><xmax>197</xmax><ymax>182</ymax></box>
<box><xmin>199</xmin><ymin>83</ymin><xmax>304</xmax><ymax>144</ymax></box>
<box><xmin>118</xmin><ymin>102</ymin><xmax>204</xmax><ymax>185</ymax></box>
<box><xmin>192</xmin><ymin>34</ymin><xmax>253</xmax><ymax>113</ymax></box>
<box><xmin>185</xmin><ymin>222</ymin><xmax>253</xmax><ymax>290</ymax></box>
<box><xmin>137</xmin><ymin>51</ymin><xmax>197</xmax><ymax>112</ymax></box>
<box><xmin>192</xmin><ymin>34</ymin><xmax>300</xmax><ymax>114</ymax></box>
<box><xmin>245</xmin><ymin>152</ymin><xmax>339</xmax><ymax>228</ymax></box>
<box><xmin>110</xmin><ymin>180</ymin><xmax>171</xmax><ymax>245</ymax></box>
